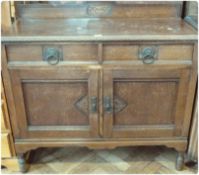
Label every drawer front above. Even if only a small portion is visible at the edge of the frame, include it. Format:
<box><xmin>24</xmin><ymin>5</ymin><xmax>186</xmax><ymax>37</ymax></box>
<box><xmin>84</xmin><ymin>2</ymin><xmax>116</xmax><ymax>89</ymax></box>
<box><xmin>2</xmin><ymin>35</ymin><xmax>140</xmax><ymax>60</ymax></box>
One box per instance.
<box><xmin>6</xmin><ymin>43</ymin><xmax>98</xmax><ymax>62</ymax></box>
<box><xmin>7</xmin><ymin>43</ymin><xmax>193</xmax><ymax>64</ymax></box>
<box><xmin>103</xmin><ymin>44</ymin><xmax>193</xmax><ymax>61</ymax></box>
<box><xmin>1</xmin><ymin>133</ymin><xmax>12</xmax><ymax>158</ymax></box>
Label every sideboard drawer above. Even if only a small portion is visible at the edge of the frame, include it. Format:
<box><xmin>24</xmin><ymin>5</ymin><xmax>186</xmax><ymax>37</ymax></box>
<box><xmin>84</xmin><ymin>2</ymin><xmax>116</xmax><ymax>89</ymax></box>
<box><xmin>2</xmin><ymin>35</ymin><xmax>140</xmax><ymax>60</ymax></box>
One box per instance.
<box><xmin>6</xmin><ymin>43</ymin><xmax>98</xmax><ymax>62</ymax></box>
<box><xmin>103</xmin><ymin>44</ymin><xmax>194</xmax><ymax>61</ymax></box>
<box><xmin>7</xmin><ymin>43</ymin><xmax>194</xmax><ymax>64</ymax></box>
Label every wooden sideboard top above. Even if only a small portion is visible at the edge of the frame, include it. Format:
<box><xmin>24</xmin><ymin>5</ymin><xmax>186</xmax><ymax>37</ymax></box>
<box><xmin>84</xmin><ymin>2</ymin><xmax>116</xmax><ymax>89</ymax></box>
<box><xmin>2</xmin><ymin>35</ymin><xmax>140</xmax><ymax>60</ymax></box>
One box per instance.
<box><xmin>2</xmin><ymin>18</ymin><xmax>197</xmax><ymax>42</ymax></box>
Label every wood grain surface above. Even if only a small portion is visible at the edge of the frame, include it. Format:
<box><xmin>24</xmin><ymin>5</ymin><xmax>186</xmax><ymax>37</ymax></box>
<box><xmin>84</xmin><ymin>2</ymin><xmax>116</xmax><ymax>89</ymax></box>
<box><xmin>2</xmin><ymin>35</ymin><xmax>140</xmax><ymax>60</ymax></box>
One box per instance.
<box><xmin>2</xmin><ymin>19</ymin><xmax>197</xmax><ymax>42</ymax></box>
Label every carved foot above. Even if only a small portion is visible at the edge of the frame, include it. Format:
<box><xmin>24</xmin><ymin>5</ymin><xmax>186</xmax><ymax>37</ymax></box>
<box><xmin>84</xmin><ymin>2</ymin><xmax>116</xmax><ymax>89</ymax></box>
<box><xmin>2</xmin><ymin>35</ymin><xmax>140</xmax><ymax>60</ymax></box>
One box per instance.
<box><xmin>176</xmin><ymin>152</ymin><xmax>184</xmax><ymax>171</ymax></box>
<box><xmin>18</xmin><ymin>154</ymin><xmax>27</xmax><ymax>173</ymax></box>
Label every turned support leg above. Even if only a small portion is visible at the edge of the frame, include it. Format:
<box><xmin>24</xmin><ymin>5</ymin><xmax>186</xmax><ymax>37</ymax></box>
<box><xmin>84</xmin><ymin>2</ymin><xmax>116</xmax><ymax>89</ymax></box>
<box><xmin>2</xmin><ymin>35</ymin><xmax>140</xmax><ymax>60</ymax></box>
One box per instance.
<box><xmin>18</xmin><ymin>154</ymin><xmax>27</xmax><ymax>173</ymax></box>
<box><xmin>176</xmin><ymin>152</ymin><xmax>184</xmax><ymax>171</ymax></box>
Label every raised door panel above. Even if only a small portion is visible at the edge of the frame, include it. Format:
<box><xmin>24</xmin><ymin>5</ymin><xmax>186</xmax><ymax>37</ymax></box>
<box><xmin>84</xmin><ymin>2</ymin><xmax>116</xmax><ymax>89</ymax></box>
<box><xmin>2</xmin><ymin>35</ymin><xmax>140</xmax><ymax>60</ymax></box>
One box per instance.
<box><xmin>9</xmin><ymin>68</ymin><xmax>99</xmax><ymax>139</ymax></box>
<box><xmin>23</xmin><ymin>81</ymin><xmax>89</xmax><ymax>126</ymax></box>
<box><xmin>113</xmin><ymin>80</ymin><xmax>177</xmax><ymax>125</ymax></box>
<box><xmin>103</xmin><ymin>68</ymin><xmax>190</xmax><ymax>138</ymax></box>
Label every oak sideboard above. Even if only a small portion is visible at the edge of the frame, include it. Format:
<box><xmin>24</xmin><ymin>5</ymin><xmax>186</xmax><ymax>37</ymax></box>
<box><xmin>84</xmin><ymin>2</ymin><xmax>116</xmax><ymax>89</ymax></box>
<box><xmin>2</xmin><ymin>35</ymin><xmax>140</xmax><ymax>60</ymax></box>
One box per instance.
<box><xmin>1</xmin><ymin>1</ymin><xmax>197</xmax><ymax>172</ymax></box>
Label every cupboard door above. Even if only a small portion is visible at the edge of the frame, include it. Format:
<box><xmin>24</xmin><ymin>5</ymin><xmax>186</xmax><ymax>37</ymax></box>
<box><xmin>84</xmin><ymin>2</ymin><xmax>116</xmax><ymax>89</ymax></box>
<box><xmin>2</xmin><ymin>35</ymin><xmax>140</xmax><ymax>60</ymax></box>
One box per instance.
<box><xmin>103</xmin><ymin>68</ymin><xmax>190</xmax><ymax>138</ymax></box>
<box><xmin>9</xmin><ymin>68</ymin><xmax>99</xmax><ymax>139</ymax></box>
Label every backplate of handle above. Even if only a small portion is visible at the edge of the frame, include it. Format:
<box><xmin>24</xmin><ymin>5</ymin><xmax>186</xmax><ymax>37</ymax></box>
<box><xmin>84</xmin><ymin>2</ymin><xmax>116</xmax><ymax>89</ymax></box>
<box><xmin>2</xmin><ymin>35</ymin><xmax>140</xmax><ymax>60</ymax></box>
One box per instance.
<box><xmin>104</xmin><ymin>96</ymin><xmax>112</xmax><ymax>113</ymax></box>
<box><xmin>90</xmin><ymin>97</ymin><xmax>97</xmax><ymax>113</ymax></box>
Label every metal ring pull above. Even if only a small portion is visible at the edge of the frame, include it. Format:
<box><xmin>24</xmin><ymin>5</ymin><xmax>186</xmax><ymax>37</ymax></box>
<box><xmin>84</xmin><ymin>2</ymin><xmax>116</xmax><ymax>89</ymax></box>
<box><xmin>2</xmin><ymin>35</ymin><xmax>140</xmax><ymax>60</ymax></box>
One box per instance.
<box><xmin>142</xmin><ymin>55</ymin><xmax>155</xmax><ymax>64</ymax></box>
<box><xmin>139</xmin><ymin>47</ymin><xmax>156</xmax><ymax>64</ymax></box>
<box><xmin>43</xmin><ymin>47</ymin><xmax>62</xmax><ymax>65</ymax></box>
<box><xmin>47</xmin><ymin>55</ymin><xmax>60</xmax><ymax>65</ymax></box>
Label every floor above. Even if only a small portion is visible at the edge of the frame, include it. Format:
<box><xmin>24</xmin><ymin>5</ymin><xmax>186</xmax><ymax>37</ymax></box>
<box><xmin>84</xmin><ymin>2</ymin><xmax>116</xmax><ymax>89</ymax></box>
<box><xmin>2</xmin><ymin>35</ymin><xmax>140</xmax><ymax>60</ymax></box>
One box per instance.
<box><xmin>2</xmin><ymin>146</ymin><xmax>197</xmax><ymax>174</ymax></box>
